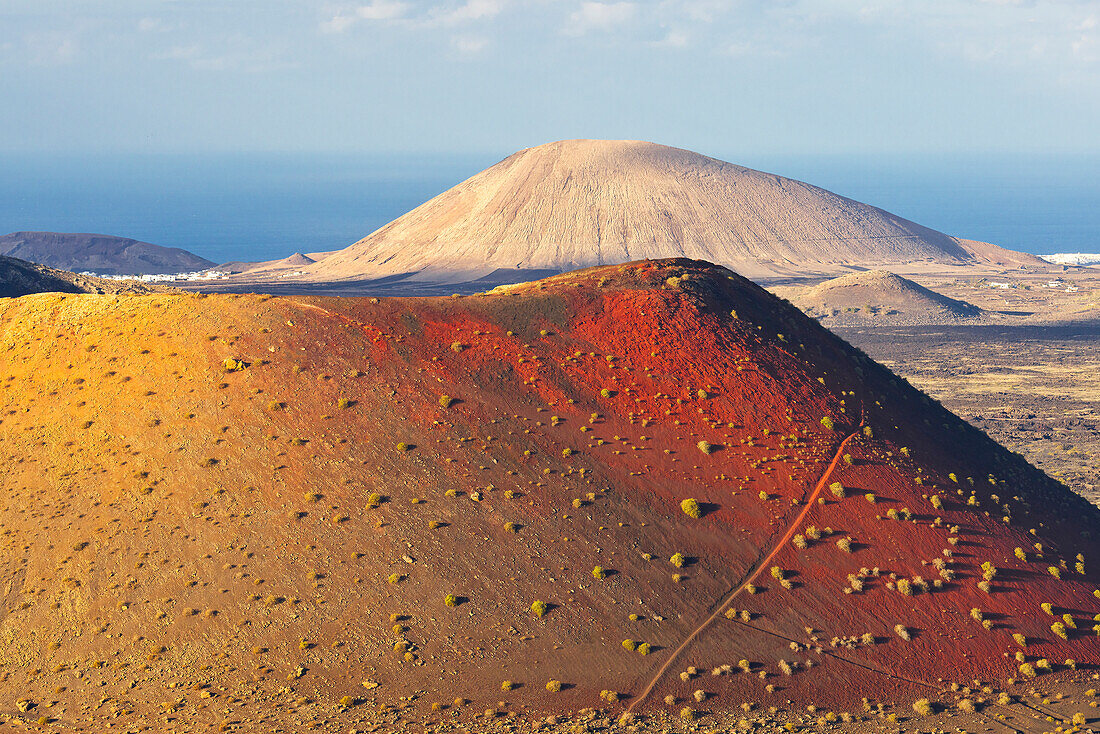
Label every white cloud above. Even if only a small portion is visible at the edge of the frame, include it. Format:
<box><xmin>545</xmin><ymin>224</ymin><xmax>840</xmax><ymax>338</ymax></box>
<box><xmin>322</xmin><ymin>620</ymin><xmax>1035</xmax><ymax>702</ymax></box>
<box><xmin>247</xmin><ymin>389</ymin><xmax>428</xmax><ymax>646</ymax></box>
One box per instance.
<box><xmin>138</xmin><ymin>17</ymin><xmax>170</xmax><ymax>33</ymax></box>
<box><xmin>652</xmin><ymin>29</ymin><xmax>689</xmax><ymax>47</ymax></box>
<box><xmin>24</xmin><ymin>31</ymin><xmax>79</xmax><ymax>66</ymax></box>
<box><xmin>1072</xmin><ymin>15</ymin><xmax>1098</xmax><ymax>61</ymax></box>
<box><xmin>357</xmin><ymin>0</ymin><xmax>412</xmax><ymax>20</ymax></box>
<box><xmin>152</xmin><ymin>40</ymin><xmax>296</xmax><ymax>73</ymax></box>
<box><xmin>452</xmin><ymin>34</ymin><xmax>489</xmax><ymax>53</ymax></box>
<box><xmin>321</xmin><ymin>1</ymin><xmax>412</xmax><ymax>32</ymax></box>
<box><xmin>565</xmin><ymin>2</ymin><xmax>638</xmax><ymax>35</ymax></box>
<box><xmin>436</xmin><ymin>0</ymin><xmax>506</xmax><ymax>25</ymax></box>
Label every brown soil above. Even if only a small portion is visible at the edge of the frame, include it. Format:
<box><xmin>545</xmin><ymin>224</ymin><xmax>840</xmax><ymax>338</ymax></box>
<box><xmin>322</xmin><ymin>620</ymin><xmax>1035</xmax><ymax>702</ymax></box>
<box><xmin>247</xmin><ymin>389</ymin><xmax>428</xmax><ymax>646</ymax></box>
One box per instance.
<box><xmin>0</xmin><ymin>260</ymin><xmax>1096</xmax><ymax>732</ymax></box>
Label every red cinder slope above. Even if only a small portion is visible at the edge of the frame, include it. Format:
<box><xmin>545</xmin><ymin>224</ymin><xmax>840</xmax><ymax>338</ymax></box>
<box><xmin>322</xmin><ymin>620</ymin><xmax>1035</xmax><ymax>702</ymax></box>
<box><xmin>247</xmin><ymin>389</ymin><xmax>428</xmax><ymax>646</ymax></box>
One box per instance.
<box><xmin>0</xmin><ymin>259</ymin><xmax>1096</xmax><ymax>732</ymax></box>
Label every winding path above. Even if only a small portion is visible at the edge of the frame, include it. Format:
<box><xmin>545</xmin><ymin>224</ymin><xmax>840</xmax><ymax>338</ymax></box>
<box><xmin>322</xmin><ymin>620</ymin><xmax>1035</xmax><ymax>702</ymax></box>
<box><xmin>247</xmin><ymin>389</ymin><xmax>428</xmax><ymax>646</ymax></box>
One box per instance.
<box><xmin>627</xmin><ymin>428</ymin><xmax>862</xmax><ymax>711</ymax></box>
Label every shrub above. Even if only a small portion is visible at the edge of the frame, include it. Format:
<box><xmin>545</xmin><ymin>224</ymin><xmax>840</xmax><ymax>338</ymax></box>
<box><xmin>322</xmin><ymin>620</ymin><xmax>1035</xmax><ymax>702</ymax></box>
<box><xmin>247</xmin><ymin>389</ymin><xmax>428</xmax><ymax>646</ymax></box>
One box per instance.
<box><xmin>864</xmin><ymin>493</ymin><xmax>876</xmax><ymax>504</ymax></box>
<box><xmin>894</xmin><ymin>624</ymin><xmax>910</xmax><ymax>641</ymax></box>
<box><xmin>622</xmin><ymin>639</ymin><xmax>636</xmax><ymax>651</ymax></box>
<box><xmin>1018</xmin><ymin>663</ymin><xmax>1036</xmax><ymax>678</ymax></box>
<box><xmin>1013</xmin><ymin>633</ymin><xmax>1027</xmax><ymax>647</ymax></box>
<box><xmin>820</xmin><ymin>416</ymin><xmax>835</xmax><ymax>430</ymax></box>
<box><xmin>546</xmin><ymin>680</ymin><xmax>562</xmax><ymax>693</ymax></box>
<box><xmin>829</xmin><ymin>482</ymin><xmax>845</xmax><ymax>498</ymax></box>
<box><xmin>679</xmin><ymin>708</ymin><xmax>696</xmax><ymax>722</ymax></box>
<box><xmin>681</xmin><ymin>498</ymin><xmax>701</xmax><ymax>518</ymax></box>
<box><xmin>1048</xmin><ymin>566</ymin><xmax>1061</xmax><ymax>579</ymax></box>
<box><xmin>337</xmin><ymin>398</ymin><xmax>353</xmax><ymax>409</ymax></box>
<box><xmin>1052</xmin><ymin>622</ymin><xmax>1068</xmax><ymax>640</ymax></box>
<box><xmin>637</xmin><ymin>642</ymin><xmax>651</xmax><ymax>655</ymax></box>
<box><xmin>836</xmin><ymin>537</ymin><xmax>852</xmax><ymax>553</ymax></box>
<box><xmin>670</xmin><ymin>553</ymin><xmax>685</xmax><ymax>568</ymax></box>
<box><xmin>697</xmin><ymin>441</ymin><xmax>716</xmax><ymax>455</ymax></box>
<box><xmin>1041</xmin><ymin>602</ymin><xmax>1054</xmax><ymax>615</ymax></box>
<box><xmin>450</xmin><ymin>342</ymin><xmax>466</xmax><ymax>353</ymax></box>
<box><xmin>792</xmin><ymin>535</ymin><xmax>807</xmax><ymax>549</ymax></box>
<box><xmin>896</xmin><ymin>579</ymin><xmax>913</xmax><ymax>596</ymax></box>
<box><xmin>530</xmin><ymin>600</ymin><xmax>548</xmax><ymax>618</ymax></box>
<box><xmin>501</xmin><ymin>681</ymin><xmax>514</xmax><ymax>691</ymax></box>
<box><xmin>438</xmin><ymin>395</ymin><xmax>454</xmax><ymax>408</ymax></box>
<box><xmin>592</xmin><ymin>566</ymin><xmax>606</xmax><ymax>580</ymax></box>
<box><xmin>913</xmin><ymin>699</ymin><xmax>934</xmax><ymax>716</ymax></box>
<box><xmin>444</xmin><ymin>594</ymin><xmax>458</xmax><ymax>607</ymax></box>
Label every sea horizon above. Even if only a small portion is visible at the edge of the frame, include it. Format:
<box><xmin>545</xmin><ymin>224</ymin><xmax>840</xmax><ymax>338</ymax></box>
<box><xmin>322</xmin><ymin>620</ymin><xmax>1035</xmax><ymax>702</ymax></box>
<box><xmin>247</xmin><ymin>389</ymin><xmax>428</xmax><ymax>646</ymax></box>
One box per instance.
<box><xmin>3</xmin><ymin>150</ymin><xmax>1097</xmax><ymax>266</ymax></box>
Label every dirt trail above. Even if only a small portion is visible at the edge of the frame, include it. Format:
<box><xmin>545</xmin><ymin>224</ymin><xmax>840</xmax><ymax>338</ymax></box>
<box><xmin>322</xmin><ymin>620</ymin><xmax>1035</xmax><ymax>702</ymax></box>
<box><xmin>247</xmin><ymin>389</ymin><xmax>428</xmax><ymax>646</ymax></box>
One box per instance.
<box><xmin>627</xmin><ymin>428</ymin><xmax>862</xmax><ymax>711</ymax></box>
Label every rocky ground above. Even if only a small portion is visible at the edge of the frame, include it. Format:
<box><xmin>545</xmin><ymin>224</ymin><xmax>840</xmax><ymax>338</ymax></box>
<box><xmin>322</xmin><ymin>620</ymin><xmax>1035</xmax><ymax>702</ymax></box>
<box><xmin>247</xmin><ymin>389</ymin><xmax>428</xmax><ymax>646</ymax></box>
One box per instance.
<box><xmin>837</xmin><ymin>322</ymin><xmax>1100</xmax><ymax>505</ymax></box>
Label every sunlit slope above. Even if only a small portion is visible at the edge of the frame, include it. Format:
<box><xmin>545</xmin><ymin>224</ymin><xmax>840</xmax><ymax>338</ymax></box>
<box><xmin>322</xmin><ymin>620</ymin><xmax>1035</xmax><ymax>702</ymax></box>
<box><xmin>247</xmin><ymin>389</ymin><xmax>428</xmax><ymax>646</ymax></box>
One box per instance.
<box><xmin>302</xmin><ymin>139</ymin><xmax>1044</xmax><ymax>283</ymax></box>
<box><xmin>0</xmin><ymin>260</ymin><xmax>1096</xmax><ymax>731</ymax></box>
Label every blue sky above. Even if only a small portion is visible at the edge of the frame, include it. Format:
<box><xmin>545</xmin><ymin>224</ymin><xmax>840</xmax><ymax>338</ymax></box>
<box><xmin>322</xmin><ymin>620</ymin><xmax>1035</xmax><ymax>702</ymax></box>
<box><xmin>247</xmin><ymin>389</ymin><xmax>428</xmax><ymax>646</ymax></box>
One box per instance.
<box><xmin>1</xmin><ymin>0</ymin><xmax>1098</xmax><ymax>155</ymax></box>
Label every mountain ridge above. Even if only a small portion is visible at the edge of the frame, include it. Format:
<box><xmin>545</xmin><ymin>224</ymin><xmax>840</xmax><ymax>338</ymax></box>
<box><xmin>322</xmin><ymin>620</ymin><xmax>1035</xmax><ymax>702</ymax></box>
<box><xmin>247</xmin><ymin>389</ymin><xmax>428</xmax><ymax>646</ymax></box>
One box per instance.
<box><xmin>0</xmin><ymin>231</ymin><xmax>214</xmax><ymax>275</ymax></box>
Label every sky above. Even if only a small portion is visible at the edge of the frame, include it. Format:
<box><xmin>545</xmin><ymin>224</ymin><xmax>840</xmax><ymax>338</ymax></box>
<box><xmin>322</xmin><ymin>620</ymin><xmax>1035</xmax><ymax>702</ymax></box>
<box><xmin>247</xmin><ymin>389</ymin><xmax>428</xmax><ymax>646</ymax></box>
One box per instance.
<box><xmin>0</xmin><ymin>0</ymin><xmax>1098</xmax><ymax>156</ymax></box>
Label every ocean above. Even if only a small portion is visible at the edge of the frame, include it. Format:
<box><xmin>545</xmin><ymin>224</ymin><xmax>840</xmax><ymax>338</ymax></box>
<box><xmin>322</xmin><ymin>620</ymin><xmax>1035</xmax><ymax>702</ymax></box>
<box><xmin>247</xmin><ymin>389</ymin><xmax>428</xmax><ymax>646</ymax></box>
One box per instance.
<box><xmin>2</xmin><ymin>151</ymin><xmax>1097</xmax><ymax>265</ymax></box>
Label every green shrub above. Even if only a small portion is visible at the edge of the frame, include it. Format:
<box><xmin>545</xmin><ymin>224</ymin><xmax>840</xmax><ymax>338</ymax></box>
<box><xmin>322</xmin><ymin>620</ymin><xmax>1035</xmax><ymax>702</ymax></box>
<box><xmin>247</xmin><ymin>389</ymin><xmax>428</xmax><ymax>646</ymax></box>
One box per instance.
<box><xmin>530</xmin><ymin>600</ymin><xmax>547</xmax><ymax>618</ymax></box>
<box><xmin>820</xmin><ymin>416</ymin><xmax>835</xmax><ymax>430</ymax></box>
<box><xmin>670</xmin><ymin>553</ymin><xmax>685</xmax><ymax>568</ymax></box>
<box><xmin>444</xmin><ymin>594</ymin><xmax>458</xmax><ymax>607</ymax></box>
<box><xmin>681</xmin><ymin>498</ymin><xmax>701</xmax><ymax>518</ymax></box>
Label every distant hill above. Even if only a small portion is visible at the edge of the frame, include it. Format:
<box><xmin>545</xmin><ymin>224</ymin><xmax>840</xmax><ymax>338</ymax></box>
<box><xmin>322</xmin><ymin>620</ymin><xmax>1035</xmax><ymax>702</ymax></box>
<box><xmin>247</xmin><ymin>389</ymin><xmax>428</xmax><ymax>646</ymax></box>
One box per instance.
<box><xmin>275</xmin><ymin>139</ymin><xmax>1047</xmax><ymax>288</ymax></box>
<box><xmin>774</xmin><ymin>270</ymin><xmax>984</xmax><ymax>325</ymax></box>
<box><xmin>1</xmin><ymin>259</ymin><xmax>1097</xmax><ymax>730</ymax></box>
<box><xmin>0</xmin><ymin>254</ymin><xmax>176</xmax><ymax>297</ymax></box>
<box><xmin>0</xmin><ymin>231</ymin><xmax>214</xmax><ymax>275</ymax></box>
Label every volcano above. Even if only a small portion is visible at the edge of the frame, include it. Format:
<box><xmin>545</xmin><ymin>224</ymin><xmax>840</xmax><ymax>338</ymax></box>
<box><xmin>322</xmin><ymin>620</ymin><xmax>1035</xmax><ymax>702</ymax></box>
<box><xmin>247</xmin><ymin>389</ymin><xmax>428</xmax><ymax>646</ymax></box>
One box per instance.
<box><xmin>0</xmin><ymin>259</ymin><xmax>1096</xmax><ymax>731</ymax></box>
<box><xmin>774</xmin><ymin>270</ymin><xmax>984</xmax><ymax>325</ymax></box>
<box><xmin>294</xmin><ymin>140</ymin><xmax>1045</xmax><ymax>287</ymax></box>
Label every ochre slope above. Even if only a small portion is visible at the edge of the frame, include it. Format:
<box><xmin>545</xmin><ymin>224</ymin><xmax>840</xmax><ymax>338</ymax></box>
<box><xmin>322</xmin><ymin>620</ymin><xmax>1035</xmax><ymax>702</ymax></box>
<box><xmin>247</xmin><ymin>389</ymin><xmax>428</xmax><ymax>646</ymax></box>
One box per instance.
<box><xmin>297</xmin><ymin>140</ymin><xmax>1045</xmax><ymax>284</ymax></box>
<box><xmin>0</xmin><ymin>260</ymin><xmax>1096</xmax><ymax>732</ymax></box>
<box><xmin>773</xmin><ymin>270</ymin><xmax>983</xmax><ymax>324</ymax></box>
